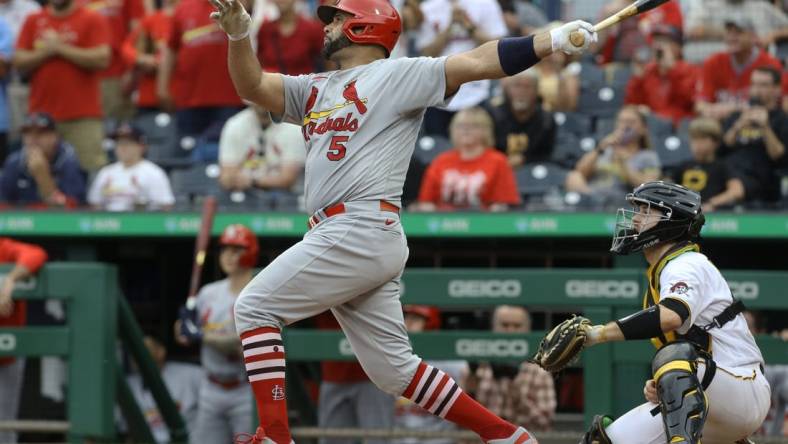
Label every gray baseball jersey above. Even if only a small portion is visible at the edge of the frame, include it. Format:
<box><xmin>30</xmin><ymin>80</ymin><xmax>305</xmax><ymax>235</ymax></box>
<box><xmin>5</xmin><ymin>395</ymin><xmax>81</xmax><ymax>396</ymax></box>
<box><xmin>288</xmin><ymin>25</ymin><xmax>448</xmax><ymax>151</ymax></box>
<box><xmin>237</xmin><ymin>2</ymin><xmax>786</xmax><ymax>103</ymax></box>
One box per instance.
<box><xmin>279</xmin><ymin>56</ymin><xmax>450</xmax><ymax>213</ymax></box>
<box><xmin>196</xmin><ymin>279</ymin><xmax>246</xmax><ymax>380</ymax></box>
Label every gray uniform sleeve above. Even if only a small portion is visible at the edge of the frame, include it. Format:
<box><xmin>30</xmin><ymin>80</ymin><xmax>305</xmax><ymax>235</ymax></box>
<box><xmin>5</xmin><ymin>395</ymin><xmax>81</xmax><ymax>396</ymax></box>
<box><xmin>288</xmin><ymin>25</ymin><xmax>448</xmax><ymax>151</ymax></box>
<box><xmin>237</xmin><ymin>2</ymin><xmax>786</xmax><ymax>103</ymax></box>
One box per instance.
<box><xmin>389</xmin><ymin>57</ymin><xmax>452</xmax><ymax>115</ymax></box>
<box><xmin>280</xmin><ymin>74</ymin><xmax>315</xmax><ymax>126</ymax></box>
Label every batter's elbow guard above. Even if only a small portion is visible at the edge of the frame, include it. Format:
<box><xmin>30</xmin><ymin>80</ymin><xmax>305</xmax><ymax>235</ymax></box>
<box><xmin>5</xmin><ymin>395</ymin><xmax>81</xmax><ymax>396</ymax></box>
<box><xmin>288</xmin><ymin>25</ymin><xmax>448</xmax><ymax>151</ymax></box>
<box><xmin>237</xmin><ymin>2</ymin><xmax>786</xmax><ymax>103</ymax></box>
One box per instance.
<box><xmin>651</xmin><ymin>341</ymin><xmax>708</xmax><ymax>444</ymax></box>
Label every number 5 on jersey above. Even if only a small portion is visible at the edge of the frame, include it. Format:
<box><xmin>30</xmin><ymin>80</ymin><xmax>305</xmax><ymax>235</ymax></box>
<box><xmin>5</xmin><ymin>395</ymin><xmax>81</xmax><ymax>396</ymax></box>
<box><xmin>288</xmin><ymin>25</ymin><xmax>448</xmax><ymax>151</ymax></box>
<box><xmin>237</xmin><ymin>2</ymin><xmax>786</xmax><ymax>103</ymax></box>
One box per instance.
<box><xmin>327</xmin><ymin>136</ymin><xmax>348</xmax><ymax>161</ymax></box>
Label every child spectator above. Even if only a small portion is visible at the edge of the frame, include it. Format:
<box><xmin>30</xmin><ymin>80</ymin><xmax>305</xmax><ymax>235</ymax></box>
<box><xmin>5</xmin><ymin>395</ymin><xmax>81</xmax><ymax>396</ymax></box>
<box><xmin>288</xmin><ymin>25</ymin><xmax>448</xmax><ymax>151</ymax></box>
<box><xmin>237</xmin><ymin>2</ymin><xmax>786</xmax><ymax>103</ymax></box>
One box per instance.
<box><xmin>88</xmin><ymin>121</ymin><xmax>175</xmax><ymax>211</ymax></box>
<box><xmin>721</xmin><ymin>66</ymin><xmax>788</xmax><ymax>204</ymax></box>
<box><xmin>0</xmin><ymin>113</ymin><xmax>85</xmax><ymax>207</ymax></box>
<box><xmin>565</xmin><ymin>105</ymin><xmax>661</xmax><ymax>204</ymax></box>
<box><xmin>671</xmin><ymin>117</ymin><xmax>744</xmax><ymax>212</ymax></box>
<box><xmin>488</xmin><ymin>70</ymin><xmax>556</xmax><ymax>167</ymax></box>
<box><xmin>414</xmin><ymin>107</ymin><xmax>520</xmax><ymax>211</ymax></box>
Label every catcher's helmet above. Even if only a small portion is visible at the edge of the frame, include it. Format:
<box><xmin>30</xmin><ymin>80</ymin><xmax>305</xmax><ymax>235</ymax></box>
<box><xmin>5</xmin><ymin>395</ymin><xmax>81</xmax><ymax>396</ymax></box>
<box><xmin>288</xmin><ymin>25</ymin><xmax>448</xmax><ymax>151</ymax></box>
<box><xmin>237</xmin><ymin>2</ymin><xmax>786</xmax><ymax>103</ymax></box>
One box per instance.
<box><xmin>317</xmin><ymin>0</ymin><xmax>402</xmax><ymax>57</ymax></box>
<box><xmin>611</xmin><ymin>181</ymin><xmax>705</xmax><ymax>255</ymax></box>
<box><xmin>219</xmin><ymin>224</ymin><xmax>259</xmax><ymax>267</ymax></box>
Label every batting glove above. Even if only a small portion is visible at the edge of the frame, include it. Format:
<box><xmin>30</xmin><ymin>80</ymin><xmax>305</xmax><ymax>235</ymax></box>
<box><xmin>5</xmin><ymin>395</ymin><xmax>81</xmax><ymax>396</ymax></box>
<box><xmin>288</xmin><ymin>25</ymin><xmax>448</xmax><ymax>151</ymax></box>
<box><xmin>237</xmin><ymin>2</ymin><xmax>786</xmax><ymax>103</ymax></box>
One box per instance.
<box><xmin>209</xmin><ymin>0</ymin><xmax>252</xmax><ymax>41</ymax></box>
<box><xmin>550</xmin><ymin>20</ymin><xmax>598</xmax><ymax>55</ymax></box>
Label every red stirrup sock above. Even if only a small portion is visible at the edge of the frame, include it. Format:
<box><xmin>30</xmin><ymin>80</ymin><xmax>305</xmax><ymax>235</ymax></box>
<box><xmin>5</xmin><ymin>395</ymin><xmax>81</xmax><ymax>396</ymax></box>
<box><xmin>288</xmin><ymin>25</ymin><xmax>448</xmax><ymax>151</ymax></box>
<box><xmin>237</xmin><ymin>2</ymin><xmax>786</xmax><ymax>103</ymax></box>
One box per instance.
<box><xmin>241</xmin><ymin>327</ymin><xmax>291</xmax><ymax>444</ymax></box>
<box><xmin>402</xmin><ymin>361</ymin><xmax>517</xmax><ymax>441</ymax></box>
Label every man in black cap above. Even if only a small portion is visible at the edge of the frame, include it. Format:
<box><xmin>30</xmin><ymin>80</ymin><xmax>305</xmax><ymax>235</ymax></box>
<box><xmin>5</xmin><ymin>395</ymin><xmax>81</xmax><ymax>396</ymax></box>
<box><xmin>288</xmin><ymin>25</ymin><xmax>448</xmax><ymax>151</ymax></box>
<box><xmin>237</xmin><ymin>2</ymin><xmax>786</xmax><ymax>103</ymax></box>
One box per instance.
<box><xmin>87</xmin><ymin>121</ymin><xmax>174</xmax><ymax>211</ymax></box>
<box><xmin>0</xmin><ymin>112</ymin><xmax>85</xmax><ymax>207</ymax></box>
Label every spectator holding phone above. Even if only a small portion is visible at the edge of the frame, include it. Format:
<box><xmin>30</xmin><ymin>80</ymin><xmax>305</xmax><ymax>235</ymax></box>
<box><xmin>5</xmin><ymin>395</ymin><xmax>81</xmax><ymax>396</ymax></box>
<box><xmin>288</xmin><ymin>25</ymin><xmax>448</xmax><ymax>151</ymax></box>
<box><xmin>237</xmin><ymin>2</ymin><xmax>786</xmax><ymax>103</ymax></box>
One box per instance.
<box><xmin>565</xmin><ymin>105</ymin><xmax>661</xmax><ymax>203</ymax></box>
<box><xmin>721</xmin><ymin>66</ymin><xmax>787</xmax><ymax>204</ymax></box>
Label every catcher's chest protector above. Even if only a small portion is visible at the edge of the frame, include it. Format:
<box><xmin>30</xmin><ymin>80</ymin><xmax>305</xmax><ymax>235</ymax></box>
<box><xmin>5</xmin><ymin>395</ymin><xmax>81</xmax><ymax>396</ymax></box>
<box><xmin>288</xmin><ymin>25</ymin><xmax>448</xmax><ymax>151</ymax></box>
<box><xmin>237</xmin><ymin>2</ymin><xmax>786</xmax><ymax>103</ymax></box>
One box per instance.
<box><xmin>643</xmin><ymin>242</ymin><xmax>706</xmax><ymax>350</ymax></box>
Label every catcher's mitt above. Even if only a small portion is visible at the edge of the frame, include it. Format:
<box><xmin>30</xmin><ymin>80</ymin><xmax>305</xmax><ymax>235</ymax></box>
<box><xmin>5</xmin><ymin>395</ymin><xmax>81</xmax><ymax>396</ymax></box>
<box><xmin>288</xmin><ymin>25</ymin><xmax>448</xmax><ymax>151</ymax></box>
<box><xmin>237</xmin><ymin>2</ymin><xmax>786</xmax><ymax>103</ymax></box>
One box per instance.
<box><xmin>532</xmin><ymin>315</ymin><xmax>592</xmax><ymax>372</ymax></box>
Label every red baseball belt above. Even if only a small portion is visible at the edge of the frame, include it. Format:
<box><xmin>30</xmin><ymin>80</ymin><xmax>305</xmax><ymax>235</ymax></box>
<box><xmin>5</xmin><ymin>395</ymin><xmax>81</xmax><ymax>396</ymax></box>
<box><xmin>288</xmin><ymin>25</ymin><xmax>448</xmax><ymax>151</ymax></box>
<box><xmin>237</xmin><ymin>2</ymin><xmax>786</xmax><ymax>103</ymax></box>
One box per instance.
<box><xmin>307</xmin><ymin>200</ymin><xmax>400</xmax><ymax>229</ymax></box>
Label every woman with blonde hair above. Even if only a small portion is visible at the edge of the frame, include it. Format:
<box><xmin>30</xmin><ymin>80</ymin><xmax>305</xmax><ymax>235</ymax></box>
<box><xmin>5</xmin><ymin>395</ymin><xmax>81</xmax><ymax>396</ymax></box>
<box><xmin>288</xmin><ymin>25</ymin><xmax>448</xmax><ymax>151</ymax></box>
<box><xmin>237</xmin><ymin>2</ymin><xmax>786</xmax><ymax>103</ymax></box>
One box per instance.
<box><xmin>565</xmin><ymin>105</ymin><xmax>661</xmax><ymax>203</ymax></box>
<box><xmin>415</xmin><ymin>107</ymin><xmax>520</xmax><ymax>211</ymax></box>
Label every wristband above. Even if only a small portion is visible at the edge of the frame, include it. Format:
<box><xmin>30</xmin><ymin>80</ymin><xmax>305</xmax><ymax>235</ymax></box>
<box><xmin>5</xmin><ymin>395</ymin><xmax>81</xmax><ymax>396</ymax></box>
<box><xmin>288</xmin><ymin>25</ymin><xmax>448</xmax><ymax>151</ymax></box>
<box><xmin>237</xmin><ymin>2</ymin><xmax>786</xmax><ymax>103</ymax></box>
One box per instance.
<box><xmin>228</xmin><ymin>28</ymin><xmax>250</xmax><ymax>41</ymax></box>
<box><xmin>497</xmin><ymin>36</ymin><xmax>539</xmax><ymax>77</ymax></box>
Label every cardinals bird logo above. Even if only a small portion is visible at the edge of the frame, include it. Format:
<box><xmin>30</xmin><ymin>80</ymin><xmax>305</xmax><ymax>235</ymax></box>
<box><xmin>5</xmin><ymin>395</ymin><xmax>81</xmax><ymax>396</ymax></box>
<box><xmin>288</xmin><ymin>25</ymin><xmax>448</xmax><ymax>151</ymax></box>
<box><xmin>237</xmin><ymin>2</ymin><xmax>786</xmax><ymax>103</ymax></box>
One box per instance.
<box><xmin>343</xmin><ymin>80</ymin><xmax>367</xmax><ymax>114</ymax></box>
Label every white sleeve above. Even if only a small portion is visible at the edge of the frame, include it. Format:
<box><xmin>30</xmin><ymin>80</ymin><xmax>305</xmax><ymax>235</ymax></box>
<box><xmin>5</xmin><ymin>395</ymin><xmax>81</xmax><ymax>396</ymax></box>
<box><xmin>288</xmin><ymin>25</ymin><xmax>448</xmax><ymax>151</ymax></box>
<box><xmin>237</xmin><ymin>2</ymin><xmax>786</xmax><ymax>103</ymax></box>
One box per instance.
<box><xmin>659</xmin><ymin>259</ymin><xmax>707</xmax><ymax>332</ymax></box>
<box><xmin>146</xmin><ymin>166</ymin><xmax>175</xmax><ymax>207</ymax></box>
<box><xmin>87</xmin><ymin>168</ymin><xmax>107</xmax><ymax>206</ymax></box>
<box><xmin>218</xmin><ymin>117</ymin><xmax>247</xmax><ymax>165</ymax></box>
<box><xmin>478</xmin><ymin>0</ymin><xmax>507</xmax><ymax>39</ymax></box>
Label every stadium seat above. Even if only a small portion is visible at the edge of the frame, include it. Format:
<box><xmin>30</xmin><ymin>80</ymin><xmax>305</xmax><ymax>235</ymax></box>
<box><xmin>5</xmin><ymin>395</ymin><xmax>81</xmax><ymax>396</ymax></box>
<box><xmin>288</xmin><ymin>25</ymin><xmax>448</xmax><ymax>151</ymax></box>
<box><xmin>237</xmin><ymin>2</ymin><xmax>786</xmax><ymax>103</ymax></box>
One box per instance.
<box><xmin>516</xmin><ymin>162</ymin><xmax>569</xmax><ymax>199</ymax></box>
<box><xmin>645</xmin><ymin>113</ymin><xmax>674</xmax><ymax>140</ymax></box>
<box><xmin>552</xmin><ymin>132</ymin><xmax>592</xmax><ymax>169</ymax></box>
<box><xmin>654</xmin><ymin>134</ymin><xmax>693</xmax><ymax>169</ymax></box>
<box><xmin>576</xmin><ymin>62</ymin><xmax>625</xmax><ymax>119</ymax></box>
<box><xmin>553</xmin><ymin>112</ymin><xmax>592</xmax><ymax>137</ymax></box>
<box><xmin>413</xmin><ymin>134</ymin><xmax>452</xmax><ymax>166</ymax></box>
<box><xmin>595</xmin><ymin>116</ymin><xmax>616</xmax><ymax>140</ymax></box>
<box><xmin>133</xmin><ymin>112</ymin><xmax>187</xmax><ymax>168</ymax></box>
<box><xmin>169</xmin><ymin>163</ymin><xmax>221</xmax><ymax>208</ymax></box>
<box><xmin>217</xmin><ymin>189</ymin><xmax>275</xmax><ymax>211</ymax></box>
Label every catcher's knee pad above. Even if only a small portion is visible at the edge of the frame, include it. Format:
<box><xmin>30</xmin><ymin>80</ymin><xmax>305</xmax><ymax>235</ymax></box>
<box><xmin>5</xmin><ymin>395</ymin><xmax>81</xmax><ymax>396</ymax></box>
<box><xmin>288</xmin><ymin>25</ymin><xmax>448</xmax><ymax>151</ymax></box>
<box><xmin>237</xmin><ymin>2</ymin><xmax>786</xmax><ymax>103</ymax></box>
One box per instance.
<box><xmin>579</xmin><ymin>414</ymin><xmax>613</xmax><ymax>444</ymax></box>
<box><xmin>651</xmin><ymin>342</ymin><xmax>708</xmax><ymax>444</ymax></box>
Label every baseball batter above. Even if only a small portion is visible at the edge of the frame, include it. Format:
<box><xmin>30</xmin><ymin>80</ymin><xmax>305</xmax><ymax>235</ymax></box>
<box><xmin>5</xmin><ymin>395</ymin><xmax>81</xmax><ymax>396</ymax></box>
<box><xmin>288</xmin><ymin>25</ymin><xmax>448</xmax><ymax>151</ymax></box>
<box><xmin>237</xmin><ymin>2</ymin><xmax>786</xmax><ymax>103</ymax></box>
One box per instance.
<box><xmin>175</xmin><ymin>224</ymin><xmax>259</xmax><ymax>443</ymax></box>
<box><xmin>207</xmin><ymin>1</ymin><xmax>598</xmax><ymax>443</ymax></box>
<box><xmin>576</xmin><ymin>181</ymin><xmax>770</xmax><ymax>444</ymax></box>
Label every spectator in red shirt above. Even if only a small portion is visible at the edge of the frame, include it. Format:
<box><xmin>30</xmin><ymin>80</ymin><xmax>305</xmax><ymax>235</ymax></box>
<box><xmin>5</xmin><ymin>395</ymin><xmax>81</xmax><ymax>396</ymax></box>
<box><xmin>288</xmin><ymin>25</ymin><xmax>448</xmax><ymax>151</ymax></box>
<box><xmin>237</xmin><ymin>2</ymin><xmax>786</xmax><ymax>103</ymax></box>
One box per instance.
<box><xmin>0</xmin><ymin>237</ymin><xmax>48</xmax><ymax>444</ymax></box>
<box><xmin>158</xmin><ymin>0</ymin><xmax>243</xmax><ymax>154</ymax></box>
<box><xmin>625</xmin><ymin>25</ymin><xmax>699</xmax><ymax>124</ymax></box>
<box><xmin>256</xmin><ymin>0</ymin><xmax>323</xmax><ymax>75</ymax></box>
<box><xmin>414</xmin><ymin>107</ymin><xmax>521</xmax><ymax>211</ymax></box>
<box><xmin>81</xmin><ymin>0</ymin><xmax>145</xmax><ymax>120</ymax></box>
<box><xmin>696</xmin><ymin>17</ymin><xmax>783</xmax><ymax>121</ymax></box>
<box><xmin>596</xmin><ymin>0</ymin><xmax>682</xmax><ymax>64</ymax></box>
<box><xmin>121</xmin><ymin>0</ymin><xmax>177</xmax><ymax>112</ymax></box>
<box><xmin>13</xmin><ymin>0</ymin><xmax>111</xmax><ymax>173</ymax></box>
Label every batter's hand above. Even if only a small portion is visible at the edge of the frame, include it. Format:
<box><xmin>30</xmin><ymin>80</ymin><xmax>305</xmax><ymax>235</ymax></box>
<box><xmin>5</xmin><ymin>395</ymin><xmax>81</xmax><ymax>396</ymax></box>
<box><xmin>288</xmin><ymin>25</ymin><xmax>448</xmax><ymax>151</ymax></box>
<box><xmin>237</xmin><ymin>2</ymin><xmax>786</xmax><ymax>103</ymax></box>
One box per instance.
<box><xmin>644</xmin><ymin>379</ymin><xmax>658</xmax><ymax>404</ymax></box>
<box><xmin>550</xmin><ymin>20</ymin><xmax>597</xmax><ymax>55</ymax></box>
<box><xmin>209</xmin><ymin>0</ymin><xmax>252</xmax><ymax>41</ymax></box>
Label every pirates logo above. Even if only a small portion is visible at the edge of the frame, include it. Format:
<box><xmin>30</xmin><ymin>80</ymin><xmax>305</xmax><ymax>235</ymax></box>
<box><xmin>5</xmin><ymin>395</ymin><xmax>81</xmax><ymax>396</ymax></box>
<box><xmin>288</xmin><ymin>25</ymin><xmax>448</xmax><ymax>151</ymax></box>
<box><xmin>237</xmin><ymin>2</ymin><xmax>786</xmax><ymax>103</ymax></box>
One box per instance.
<box><xmin>301</xmin><ymin>80</ymin><xmax>367</xmax><ymax>141</ymax></box>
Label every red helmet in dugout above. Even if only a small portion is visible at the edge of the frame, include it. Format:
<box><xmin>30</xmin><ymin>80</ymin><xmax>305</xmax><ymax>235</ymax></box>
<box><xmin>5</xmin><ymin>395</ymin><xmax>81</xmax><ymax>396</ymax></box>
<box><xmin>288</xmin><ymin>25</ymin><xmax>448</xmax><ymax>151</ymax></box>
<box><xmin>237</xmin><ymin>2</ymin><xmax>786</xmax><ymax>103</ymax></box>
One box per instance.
<box><xmin>219</xmin><ymin>224</ymin><xmax>259</xmax><ymax>268</ymax></box>
<box><xmin>403</xmin><ymin>305</ymin><xmax>442</xmax><ymax>330</ymax></box>
<box><xmin>317</xmin><ymin>0</ymin><xmax>402</xmax><ymax>57</ymax></box>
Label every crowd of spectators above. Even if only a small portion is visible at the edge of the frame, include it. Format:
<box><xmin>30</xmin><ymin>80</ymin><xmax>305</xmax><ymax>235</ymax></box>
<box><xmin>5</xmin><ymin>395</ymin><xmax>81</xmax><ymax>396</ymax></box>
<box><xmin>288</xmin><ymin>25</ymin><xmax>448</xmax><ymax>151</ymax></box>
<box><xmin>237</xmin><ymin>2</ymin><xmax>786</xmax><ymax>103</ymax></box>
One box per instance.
<box><xmin>0</xmin><ymin>0</ymin><xmax>785</xmax><ymax>212</ymax></box>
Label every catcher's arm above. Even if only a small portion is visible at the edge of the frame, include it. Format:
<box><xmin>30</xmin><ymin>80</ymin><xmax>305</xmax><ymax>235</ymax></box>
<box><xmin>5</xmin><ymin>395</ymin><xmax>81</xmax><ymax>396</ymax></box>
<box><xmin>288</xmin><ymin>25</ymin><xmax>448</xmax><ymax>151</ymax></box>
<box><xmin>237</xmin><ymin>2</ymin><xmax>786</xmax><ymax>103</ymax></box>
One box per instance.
<box><xmin>586</xmin><ymin>303</ymin><xmax>685</xmax><ymax>346</ymax></box>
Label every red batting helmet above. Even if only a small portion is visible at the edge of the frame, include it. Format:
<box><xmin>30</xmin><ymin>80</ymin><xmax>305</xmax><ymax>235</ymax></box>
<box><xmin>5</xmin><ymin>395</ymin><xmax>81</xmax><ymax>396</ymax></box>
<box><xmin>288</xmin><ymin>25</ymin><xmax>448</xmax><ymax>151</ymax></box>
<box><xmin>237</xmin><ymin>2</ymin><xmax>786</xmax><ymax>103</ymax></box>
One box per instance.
<box><xmin>317</xmin><ymin>0</ymin><xmax>402</xmax><ymax>57</ymax></box>
<box><xmin>219</xmin><ymin>224</ymin><xmax>259</xmax><ymax>268</ymax></box>
<box><xmin>403</xmin><ymin>305</ymin><xmax>442</xmax><ymax>330</ymax></box>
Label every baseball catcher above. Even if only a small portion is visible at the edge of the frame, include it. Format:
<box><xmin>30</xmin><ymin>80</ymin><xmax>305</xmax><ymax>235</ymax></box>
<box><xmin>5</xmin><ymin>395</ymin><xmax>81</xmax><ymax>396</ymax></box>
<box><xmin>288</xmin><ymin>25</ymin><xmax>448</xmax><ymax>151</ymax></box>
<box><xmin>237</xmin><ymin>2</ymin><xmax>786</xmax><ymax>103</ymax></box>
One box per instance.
<box><xmin>532</xmin><ymin>181</ymin><xmax>769</xmax><ymax>444</ymax></box>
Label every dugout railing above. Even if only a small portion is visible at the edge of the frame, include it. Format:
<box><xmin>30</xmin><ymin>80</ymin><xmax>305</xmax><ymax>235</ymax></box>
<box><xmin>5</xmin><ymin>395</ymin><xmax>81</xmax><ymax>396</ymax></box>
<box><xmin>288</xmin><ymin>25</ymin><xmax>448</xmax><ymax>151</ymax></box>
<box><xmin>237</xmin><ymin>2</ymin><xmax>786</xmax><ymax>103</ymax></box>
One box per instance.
<box><xmin>0</xmin><ymin>264</ymin><xmax>786</xmax><ymax>442</ymax></box>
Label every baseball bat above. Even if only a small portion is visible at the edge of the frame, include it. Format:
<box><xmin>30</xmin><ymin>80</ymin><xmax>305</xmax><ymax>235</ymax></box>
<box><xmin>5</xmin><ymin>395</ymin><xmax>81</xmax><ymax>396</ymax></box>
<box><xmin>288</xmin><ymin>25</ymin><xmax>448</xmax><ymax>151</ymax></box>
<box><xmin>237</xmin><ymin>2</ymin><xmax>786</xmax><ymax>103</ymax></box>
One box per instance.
<box><xmin>185</xmin><ymin>196</ymin><xmax>217</xmax><ymax>310</ymax></box>
<box><xmin>569</xmin><ymin>0</ymin><xmax>672</xmax><ymax>47</ymax></box>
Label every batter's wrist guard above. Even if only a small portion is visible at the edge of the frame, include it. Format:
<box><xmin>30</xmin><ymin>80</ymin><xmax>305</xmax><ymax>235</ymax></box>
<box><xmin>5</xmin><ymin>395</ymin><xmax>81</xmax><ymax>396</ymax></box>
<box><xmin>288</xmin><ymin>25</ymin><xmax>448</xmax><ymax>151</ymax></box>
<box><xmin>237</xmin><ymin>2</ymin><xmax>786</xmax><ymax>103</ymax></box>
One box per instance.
<box><xmin>497</xmin><ymin>36</ymin><xmax>539</xmax><ymax>76</ymax></box>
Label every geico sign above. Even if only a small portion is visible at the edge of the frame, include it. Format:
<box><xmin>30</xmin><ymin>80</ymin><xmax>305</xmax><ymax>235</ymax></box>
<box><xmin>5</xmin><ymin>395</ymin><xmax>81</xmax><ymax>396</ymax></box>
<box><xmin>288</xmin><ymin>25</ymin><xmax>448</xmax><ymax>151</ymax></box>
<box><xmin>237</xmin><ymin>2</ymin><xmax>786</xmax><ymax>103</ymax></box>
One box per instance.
<box><xmin>448</xmin><ymin>280</ymin><xmax>521</xmax><ymax>298</ymax></box>
<box><xmin>728</xmin><ymin>281</ymin><xmax>759</xmax><ymax>300</ymax></box>
<box><xmin>0</xmin><ymin>333</ymin><xmax>16</xmax><ymax>352</ymax></box>
<box><xmin>455</xmin><ymin>339</ymin><xmax>529</xmax><ymax>358</ymax></box>
<box><xmin>566</xmin><ymin>280</ymin><xmax>639</xmax><ymax>298</ymax></box>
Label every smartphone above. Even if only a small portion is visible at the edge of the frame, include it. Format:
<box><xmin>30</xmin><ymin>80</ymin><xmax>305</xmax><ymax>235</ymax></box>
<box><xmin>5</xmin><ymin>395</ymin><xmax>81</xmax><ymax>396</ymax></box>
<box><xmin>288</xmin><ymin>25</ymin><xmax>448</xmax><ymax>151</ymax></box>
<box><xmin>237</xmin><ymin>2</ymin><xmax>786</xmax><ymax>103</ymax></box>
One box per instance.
<box><xmin>620</xmin><ymin>127</ymin><xmax>637</xmax><ymax>145</ymax></box>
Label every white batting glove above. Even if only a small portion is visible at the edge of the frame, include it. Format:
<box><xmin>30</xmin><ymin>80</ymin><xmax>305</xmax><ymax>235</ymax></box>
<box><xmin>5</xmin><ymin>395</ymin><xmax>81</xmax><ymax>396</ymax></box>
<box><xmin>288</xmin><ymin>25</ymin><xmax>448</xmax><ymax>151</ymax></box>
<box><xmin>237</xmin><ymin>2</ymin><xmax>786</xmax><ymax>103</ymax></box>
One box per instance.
<box><xmin>209</xmin><ymin>0</ymin><xmax>252</xmax><ymax>41</ymax></box>
<box><xmin>550</xmin><ymin>20</ymin><xmax>598</xmax><ymax>55</ymax></box>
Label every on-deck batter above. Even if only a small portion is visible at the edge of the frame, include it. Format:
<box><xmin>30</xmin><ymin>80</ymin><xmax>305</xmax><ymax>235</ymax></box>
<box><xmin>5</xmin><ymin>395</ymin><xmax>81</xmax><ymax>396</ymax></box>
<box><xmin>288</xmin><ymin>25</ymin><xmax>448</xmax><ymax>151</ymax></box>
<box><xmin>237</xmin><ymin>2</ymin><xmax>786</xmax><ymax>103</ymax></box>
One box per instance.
<box><xmin>206</xmin><ymin>0</ymin><xmax>598</xmax><ymax>443</ymax></box>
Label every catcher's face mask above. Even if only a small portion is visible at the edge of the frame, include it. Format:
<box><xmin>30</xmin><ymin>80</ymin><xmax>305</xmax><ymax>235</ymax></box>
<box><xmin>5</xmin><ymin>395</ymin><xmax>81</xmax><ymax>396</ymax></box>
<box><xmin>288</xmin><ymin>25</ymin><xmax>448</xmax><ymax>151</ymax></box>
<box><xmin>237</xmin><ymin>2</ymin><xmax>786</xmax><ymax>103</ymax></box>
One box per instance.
<box><xmin>610</xmin><ymin>196</ymin><xmax>671</xmax><ymax>254</ymax></box>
